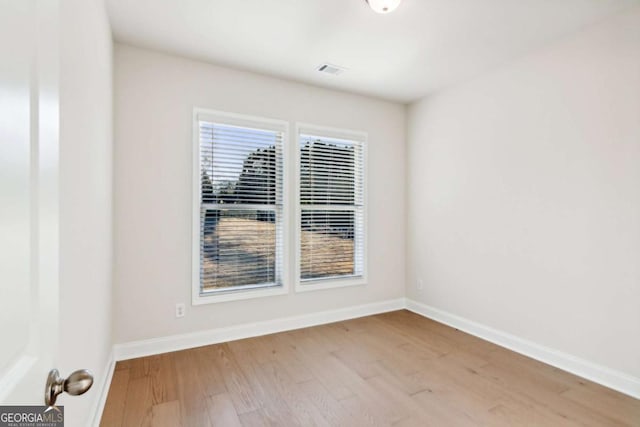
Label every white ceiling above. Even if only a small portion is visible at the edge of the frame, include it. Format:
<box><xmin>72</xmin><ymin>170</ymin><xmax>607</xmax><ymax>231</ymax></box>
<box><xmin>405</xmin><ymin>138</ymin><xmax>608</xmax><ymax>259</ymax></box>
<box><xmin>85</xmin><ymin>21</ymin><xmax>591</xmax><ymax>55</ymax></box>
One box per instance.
<box><xmin>106</xmin><ymin>0</ymin><xmax>637</xmax><ymax>103</ymax></box>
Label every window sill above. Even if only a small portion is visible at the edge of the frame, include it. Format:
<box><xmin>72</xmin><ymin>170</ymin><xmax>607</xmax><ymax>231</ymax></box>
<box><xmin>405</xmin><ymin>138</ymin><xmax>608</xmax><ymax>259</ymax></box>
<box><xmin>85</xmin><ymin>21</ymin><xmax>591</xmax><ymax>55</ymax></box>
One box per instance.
<box><xmin>192</xmin><ymin>284</ymin><xmax>288</xmax><ymax>305</ymax></box>
<box><xmin>295</xmin><ymin>276</ymin><xmax>366</xmax><ymax>293</ymax></box>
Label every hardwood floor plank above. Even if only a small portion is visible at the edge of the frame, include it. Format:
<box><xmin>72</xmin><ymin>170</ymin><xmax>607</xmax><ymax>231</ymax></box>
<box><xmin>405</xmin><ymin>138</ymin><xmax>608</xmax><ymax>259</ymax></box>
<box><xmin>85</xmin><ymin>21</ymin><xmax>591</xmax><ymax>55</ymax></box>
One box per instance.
<box><xmin>367</xmin><ymin>370</ymin><xmax>473</xmax><ymax>427</ymax></box>
<box><xmin>268</xmin><ymin>333</ymin><xmax>317</xmax><ymax>383</ymax></box>
<box><xmin>560</xmin><ymin>383</ymin><xmax>640</xmax><ymax>425</ymax></box>
<box><xmin>338</xmin><ymin>394</ymin><xmax>388</xmax><ymax>427</ymax></box>
<box><xmin>121</xmin><ymin>376</ymin><xmax>153</xmax><ymax>427</ymax></box>
<box><xmin>207</xmin><ymin>393</ymin><xmax>243</xmax><ymax>427</ymax></box>
<box><xmin>102</xmin><ymin>310</ymin><xmax>640</xmax><ymax>427</ymax></box>
<box><xmin>296</xmin><ymin>379</ymin><xmax>364</xmax><ymax>426</ymax></box>
<box><xmin>174</xmin><ymin>349</ymin><xmax>213</xmax><ymax>427</ymax></box>
<box><xmin>150</xmin><ymin>400</ymin><xmax>181</xmax><ymax>427</ymax></box>
<box><xmin>114</xmin><ymin>360</ymin><xmax>131</xmax><ymax>371</ymax></box>
<box><xmin>226</xmin><ymin>339</ymin><xmax>304</xmax><ymax>425</ymax></box>
<box><xmin>209</xmin><ymin>343</ymin><xmax>261</xmax><ymax>414</ymax></box>
<box><xmin>477</xmin><ymin>361</ymin><xmax>630</xmax><ymax>426</ymax></box>
<box><xmin>150</xmin><ymin>353</ymin><xmax>179</xmax><ymax>405</ymax></box>
<box><xmin>279</xmin><ymin>332</ymin><xmax>354</xmax><ymax>400</ymax></box>
<box><xmin>488</xmin><ymin>397</ymin><xmax>582</xmax><ymax>427</ymax></box>
<box><xmin>128</xmin><ymin>355</ymin><xmax>157</xmax><ymax>380</ymax></box>
<box><xmin>237</xmin><ymin>409</ymin><xmax>269</xmax><ymax>427</ymax></box>
<box><xmin>255</xmin><ymin>361</ymin><xmax>331</xmax><ymax>427</ymax></box>
<box><xmin>100</xmin><ymin>368</ymin><xmax>130</xmax><ymax>427</ymax></box>
<box><xmin>192</xmin><ymin>346</ymin><xmax>228</xmax><ymax>397</ymax></box>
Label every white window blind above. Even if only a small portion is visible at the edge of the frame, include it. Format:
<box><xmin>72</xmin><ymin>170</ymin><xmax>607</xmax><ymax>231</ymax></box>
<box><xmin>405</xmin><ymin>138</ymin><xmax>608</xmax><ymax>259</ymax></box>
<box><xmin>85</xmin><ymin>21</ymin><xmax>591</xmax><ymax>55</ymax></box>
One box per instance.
<box><xmin>197</xmin><ymin>115</ymin><xmax>284</xmax><ymax>295</ymax></box>
<box><xmin>299</xmin><ymin>132</ymin><xmax>365</xmax><ymax>283</ymax></box>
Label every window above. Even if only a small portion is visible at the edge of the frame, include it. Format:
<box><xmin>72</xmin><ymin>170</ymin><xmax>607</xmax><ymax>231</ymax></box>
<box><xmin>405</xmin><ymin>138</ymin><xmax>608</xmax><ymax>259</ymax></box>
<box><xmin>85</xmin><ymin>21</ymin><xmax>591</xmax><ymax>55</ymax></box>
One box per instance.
<box><xmin>193</xmin><ymin>110</ymin><xmax>288</xmax><ymax>304</ymax></box>
<box><xmin>296</xmin><ymin>125</ymin><xmax>367</xmax><ymax>291</ymax></box>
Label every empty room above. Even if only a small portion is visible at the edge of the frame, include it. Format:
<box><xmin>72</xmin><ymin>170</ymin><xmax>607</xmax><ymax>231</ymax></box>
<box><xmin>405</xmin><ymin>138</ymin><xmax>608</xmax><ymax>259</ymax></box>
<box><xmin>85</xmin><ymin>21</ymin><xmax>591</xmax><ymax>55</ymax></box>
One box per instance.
<box><xmin>1</xmin><ymin>0</ymin><xmax>639</xmax><ymax>425</ymax></box>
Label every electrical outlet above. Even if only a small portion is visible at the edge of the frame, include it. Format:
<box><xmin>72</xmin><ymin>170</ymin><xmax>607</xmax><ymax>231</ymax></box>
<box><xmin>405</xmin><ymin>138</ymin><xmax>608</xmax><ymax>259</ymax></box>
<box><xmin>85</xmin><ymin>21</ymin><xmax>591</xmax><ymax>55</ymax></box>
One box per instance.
<box><xmin>175</xmin><ymin>303</ymin><xmax>185</xmax><ymax>318</ymax></box>
<box><xmin>417</xmin><ymin>279</ymin><xmax>424</xmax><ymax>291</ymax></box>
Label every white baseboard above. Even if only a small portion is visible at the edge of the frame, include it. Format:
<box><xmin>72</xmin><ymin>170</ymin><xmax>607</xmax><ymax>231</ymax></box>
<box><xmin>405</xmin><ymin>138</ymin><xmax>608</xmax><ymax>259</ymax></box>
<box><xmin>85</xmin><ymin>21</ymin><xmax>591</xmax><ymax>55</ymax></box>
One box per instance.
<box><xmin>89</xmin><ymin>349</ymin><xmax>116</xmax><ymax>427</ymax></box>
<box><xmin>113</xmin><ymin>298</ymin><xmax>406</xmax><ymax>361</ymax></box>
<box><xmin>97</xmin><ymin>295</ymin><xmax>638</xmax><ymax>427</ymax></box>
<box><xmin>405</xmin><ymin>298</ymin><xmax>640</xmax><ymax>400</ymax></box>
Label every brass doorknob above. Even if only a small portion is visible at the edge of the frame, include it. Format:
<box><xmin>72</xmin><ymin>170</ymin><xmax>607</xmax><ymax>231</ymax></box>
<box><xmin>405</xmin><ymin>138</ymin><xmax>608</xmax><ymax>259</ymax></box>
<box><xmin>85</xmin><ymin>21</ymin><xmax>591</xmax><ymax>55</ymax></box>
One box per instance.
<box><xmin>45</xmin><ymin>369</ymin><xmax>93</xmax><ymax>407</ymax></box>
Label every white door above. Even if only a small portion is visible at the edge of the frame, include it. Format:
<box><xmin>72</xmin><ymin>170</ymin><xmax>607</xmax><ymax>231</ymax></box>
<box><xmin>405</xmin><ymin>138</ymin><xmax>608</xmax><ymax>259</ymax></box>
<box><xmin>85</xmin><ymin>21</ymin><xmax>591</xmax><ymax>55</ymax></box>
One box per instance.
<box><xmin>0</xmin><ymin>0</ymin><xmax>60</xmax><ymax>404</ymax></box>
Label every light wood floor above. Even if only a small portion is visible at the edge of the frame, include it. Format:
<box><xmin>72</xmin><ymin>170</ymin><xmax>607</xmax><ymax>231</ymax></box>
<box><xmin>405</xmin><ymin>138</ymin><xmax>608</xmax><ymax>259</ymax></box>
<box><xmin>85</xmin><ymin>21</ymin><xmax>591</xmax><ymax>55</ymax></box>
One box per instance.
<box><xmin>101</xmin><ymin>310</ymin><xmax>640</xmax><ymax>426</ymax></box>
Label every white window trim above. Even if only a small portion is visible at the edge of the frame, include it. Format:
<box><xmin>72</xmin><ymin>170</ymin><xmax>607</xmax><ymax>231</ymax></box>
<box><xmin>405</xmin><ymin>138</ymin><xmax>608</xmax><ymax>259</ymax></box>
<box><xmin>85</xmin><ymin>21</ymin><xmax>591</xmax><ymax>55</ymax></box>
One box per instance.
<box><xmin>192</xmin><ymin>108</ymin><xmax>291</xmax><ymax>305</ymax></box>
<box><xmin>294</xmin><ymin>122</ymin><xmax>368</xmax><ymax>293</ymax></box>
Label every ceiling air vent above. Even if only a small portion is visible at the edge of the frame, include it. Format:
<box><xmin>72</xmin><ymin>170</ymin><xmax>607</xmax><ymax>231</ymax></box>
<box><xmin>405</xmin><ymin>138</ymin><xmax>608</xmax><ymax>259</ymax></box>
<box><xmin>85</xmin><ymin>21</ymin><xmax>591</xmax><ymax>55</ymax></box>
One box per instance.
<box><xmin>317</xmin><ymin>63</ymin><xmax>346</xmax><ymax>75</ymax></box>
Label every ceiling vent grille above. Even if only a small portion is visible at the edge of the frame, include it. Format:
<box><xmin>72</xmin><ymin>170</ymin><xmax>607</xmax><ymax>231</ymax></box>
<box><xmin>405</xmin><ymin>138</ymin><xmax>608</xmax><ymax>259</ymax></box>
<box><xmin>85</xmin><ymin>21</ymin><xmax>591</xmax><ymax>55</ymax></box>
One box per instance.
<box><xmin>317</xmin><ymin>63</ymin><xmax>346</xmax><ymax>75</ymax></box>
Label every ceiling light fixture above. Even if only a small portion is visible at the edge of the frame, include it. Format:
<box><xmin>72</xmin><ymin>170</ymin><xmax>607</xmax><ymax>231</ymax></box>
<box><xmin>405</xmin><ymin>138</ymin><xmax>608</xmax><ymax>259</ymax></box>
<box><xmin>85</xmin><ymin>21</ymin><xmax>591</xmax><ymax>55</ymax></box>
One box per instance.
<box><xmin>365</xmin><ymin>0</ymin><xmax>402</xmax><ymax>14</ymax></box>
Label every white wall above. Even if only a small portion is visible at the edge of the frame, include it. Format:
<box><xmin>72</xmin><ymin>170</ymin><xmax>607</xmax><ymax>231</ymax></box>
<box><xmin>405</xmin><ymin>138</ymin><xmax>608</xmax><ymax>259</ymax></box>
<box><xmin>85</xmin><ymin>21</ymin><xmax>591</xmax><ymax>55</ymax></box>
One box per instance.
<box><xmin>59</xmin><ymin>0</ymin><xmax>113</xmax><ymax>424</ymax></box>
<box><xmin>112</xmin><ymin>44</ymin><xmax>406</xmax><ymax>344</ymax></box>
<box><xmin>407</xmin><ymin>7</ymin><xmax>640</xmax><ymax>379</ymax></box>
